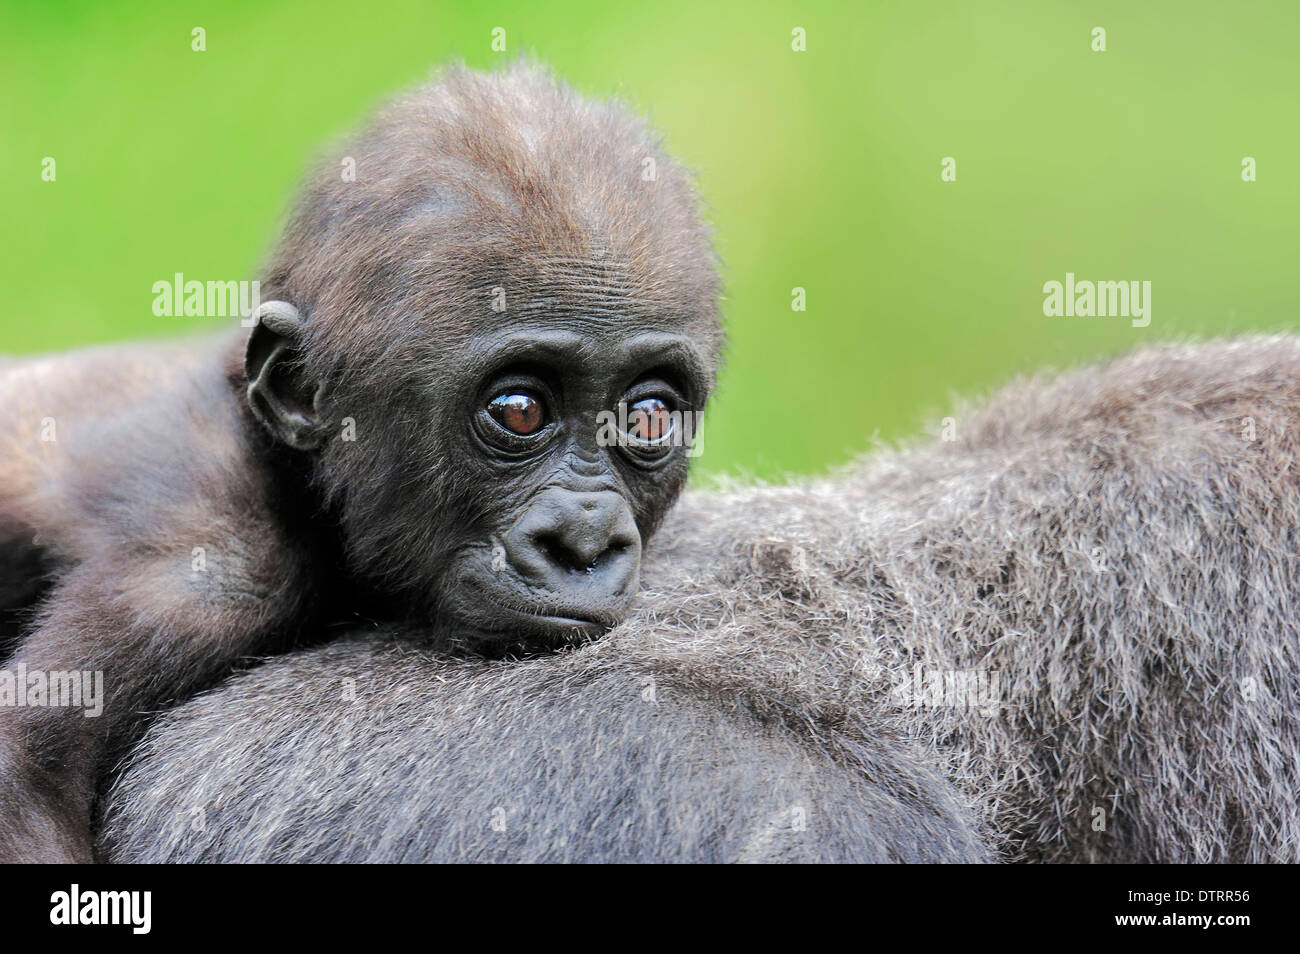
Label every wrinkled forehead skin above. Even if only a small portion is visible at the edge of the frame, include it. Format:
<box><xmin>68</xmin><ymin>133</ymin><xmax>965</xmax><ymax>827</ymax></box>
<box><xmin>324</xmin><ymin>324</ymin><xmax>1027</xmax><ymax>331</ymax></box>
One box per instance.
<box><xmin>330</xmin><ymin>238</ymin><xmax>716</xmax><ymax>385</ymax></box>
<box><xmin>257</xmin><ymin>63</ymin><xmax>724</xmax><ymax>383</ymax></box>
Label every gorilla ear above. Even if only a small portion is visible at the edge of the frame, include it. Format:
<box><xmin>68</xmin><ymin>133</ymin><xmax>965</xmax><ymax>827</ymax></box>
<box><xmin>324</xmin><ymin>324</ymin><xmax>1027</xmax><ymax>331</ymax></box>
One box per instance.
<box><xmin>245</xmin><ymin>301</ymin><xmax>327</xmax><ymax>451</ymax></box>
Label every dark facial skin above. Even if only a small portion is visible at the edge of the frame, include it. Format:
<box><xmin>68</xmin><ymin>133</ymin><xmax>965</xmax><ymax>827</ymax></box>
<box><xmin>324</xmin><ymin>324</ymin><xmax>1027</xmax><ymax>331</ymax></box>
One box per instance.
<box><xmin>442</xmin><ymin>322</ymin><xmax>709</xmax><ymax>649</ymax></box>
<box><xmin>248</xmin><ymin>304</ymin><xmax>710</xmax><ymax>654</ymax></box>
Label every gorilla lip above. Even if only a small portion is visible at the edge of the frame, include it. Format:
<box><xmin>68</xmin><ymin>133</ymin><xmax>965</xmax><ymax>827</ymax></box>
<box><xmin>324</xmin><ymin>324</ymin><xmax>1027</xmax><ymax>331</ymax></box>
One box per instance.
<box><xmin>484</xmin><ymin>599</ymin><xmax>611</xmax><ymax>633</ymax></box>
<box><xmin>463</xmin><ymin>582</ymin><xmax>619</xmax><ymax>637</ymax></box>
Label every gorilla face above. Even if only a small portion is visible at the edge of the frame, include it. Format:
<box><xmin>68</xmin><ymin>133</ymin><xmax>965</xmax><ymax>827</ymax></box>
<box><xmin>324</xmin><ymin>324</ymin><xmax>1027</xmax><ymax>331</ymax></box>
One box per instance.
<box><xmin>246</xmin><ymin>297</ymin><xmax>713</xmax><ymax>654</ymax></box>
<box><xmin>440</xmin><ymin>319</ymin><xmax>710</xmax><ymax>649</ymax></box>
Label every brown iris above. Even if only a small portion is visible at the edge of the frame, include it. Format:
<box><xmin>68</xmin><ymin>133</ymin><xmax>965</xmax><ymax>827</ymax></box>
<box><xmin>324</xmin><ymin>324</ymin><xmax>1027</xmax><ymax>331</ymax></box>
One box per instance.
<box><xmin>628</xmin><ymin>397</ymin><xmax>672</xmax><ymax>441</ymax></box>
<box><xmin>488</xmin><ymin>393</ymin><xmax>544</xmax><ymax>435</ymax></box>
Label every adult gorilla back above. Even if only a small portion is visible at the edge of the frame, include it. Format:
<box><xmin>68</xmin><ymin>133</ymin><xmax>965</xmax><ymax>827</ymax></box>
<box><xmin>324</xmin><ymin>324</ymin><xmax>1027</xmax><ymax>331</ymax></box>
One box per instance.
<box><xmin>100</xmin><ymin>338</ymin><xmax>1300</xmax><ymax>863</ymax></box>
<box><xmin>97</xmin><ymin>630</ymin><xmax>987</xmax><ymax>863</ymax></box>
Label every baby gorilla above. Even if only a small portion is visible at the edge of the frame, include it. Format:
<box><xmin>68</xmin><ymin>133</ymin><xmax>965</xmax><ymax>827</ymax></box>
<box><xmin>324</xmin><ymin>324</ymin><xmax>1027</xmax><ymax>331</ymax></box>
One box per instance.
<box><xmin>0</xmin><ymin>64</ymin><xmax>722</xmax><ymax>861</ymax></box>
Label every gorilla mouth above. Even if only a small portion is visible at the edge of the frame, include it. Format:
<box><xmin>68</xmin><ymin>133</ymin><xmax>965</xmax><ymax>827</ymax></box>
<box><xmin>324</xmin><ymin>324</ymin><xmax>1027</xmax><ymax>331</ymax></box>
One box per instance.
<box><xmin>490</xmin><ymin>602</ymin><xmax>607</xmax><ymax>632</ymax></box>
<box><xmin>455</xmin><ymin>579</ymin><xmax>622</xmax><ymax>643</ymax></box>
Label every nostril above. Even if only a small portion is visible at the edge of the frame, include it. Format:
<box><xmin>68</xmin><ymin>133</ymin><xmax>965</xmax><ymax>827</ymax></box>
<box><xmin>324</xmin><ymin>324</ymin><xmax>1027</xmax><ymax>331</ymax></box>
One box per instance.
<box><xmin>529</xmin><ymin>528</ymin><xmax>638</xmax><ymax>577</ymax></box>
<box><xmin>534</xmin><ymin>533</ymin><xmax>584</xmax><ymax>574</ymax></box>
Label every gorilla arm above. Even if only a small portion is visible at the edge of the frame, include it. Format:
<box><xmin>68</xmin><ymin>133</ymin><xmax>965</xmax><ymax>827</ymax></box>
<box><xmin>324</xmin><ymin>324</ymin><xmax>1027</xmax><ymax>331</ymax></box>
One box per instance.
<box><xmin>0</xmin><ymin>339</ymin><xmax>311</xmax><ymax>862</ymax></box>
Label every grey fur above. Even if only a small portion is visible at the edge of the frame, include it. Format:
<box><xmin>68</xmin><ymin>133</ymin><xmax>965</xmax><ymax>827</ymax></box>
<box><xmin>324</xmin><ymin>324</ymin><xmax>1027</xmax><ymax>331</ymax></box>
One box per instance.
<box><xmin>97</xmin><ymin>637</ymin><xmax>989</xmax><ymax>863</ymax></box>
<box><xmin>99</xmin><ymin>337</ymin><xmax>1300</xmax><ymax>863</ymax></box>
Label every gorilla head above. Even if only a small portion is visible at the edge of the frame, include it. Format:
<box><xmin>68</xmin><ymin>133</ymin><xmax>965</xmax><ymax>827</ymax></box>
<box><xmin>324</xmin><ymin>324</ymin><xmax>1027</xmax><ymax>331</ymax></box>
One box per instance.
<box><xmin>243</xmin><ymin>65</ymin><xmax>723</xmax><ymax>651</ymax></box>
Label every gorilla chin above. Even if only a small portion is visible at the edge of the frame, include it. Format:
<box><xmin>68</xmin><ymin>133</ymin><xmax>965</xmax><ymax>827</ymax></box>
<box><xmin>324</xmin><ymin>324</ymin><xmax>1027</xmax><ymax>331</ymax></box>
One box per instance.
<box><xmin>441</xmin><ymin>563</ymin><xmax>633</xmax><ymax>654</ymax></box>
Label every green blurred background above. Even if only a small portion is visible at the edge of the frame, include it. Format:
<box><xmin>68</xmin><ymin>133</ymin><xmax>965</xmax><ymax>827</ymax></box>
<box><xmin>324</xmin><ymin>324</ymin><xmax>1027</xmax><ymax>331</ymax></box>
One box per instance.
<box><xmin>3</xmin><ymin>0</ymin><xmax>1297</xmax><ymax>482</ymax></box>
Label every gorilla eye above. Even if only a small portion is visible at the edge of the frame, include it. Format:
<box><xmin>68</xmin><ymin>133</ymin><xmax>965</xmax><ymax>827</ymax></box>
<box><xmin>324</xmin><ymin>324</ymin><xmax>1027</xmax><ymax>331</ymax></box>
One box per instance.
<box><xmin>487</xmin><ymin>393</ymin><xmax>545</xmax><ymax>435</ymax></box>
<box><xmin>628</xmin><ymin>398</ymin><xmax>672</xmax><ymax>442</ymax></box>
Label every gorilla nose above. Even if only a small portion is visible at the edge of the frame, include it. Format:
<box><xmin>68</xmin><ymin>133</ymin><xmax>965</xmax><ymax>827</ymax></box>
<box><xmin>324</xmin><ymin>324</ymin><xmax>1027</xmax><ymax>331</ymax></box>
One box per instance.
<box><xmin>503</xmin><ymin>489</ymin><xmax>641</xmax><ymax>606</ymax></box>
